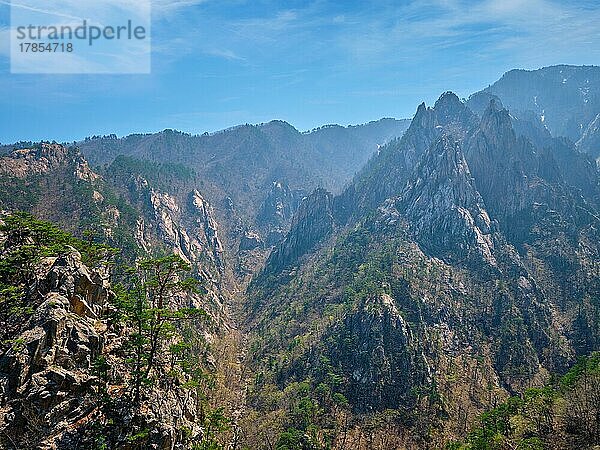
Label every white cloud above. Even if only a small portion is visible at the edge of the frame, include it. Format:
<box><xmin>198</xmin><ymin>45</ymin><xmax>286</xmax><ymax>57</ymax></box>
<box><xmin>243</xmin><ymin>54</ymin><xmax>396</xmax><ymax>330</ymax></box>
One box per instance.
<box><xmin>151</xmin><ymin>0</ymin><xmax>209</xmax><ymax>17</ymax></box>
<box><xmin>330</xmin><ymin>0</ymin><xmax>600</xmax><ymax>68</ymax></box>
<box><xmin>204</xmin><ymin>48</ymin><xmax>245</xmax><ymax>61</ymax></box>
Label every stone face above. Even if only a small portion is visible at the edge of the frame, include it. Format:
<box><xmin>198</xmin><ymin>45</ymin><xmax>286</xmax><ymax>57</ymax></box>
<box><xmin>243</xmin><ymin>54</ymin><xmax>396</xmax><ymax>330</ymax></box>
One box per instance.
<box><xmin>0</xmin><ymin>250</ymin><xmax>106</xmax><ymax>449</ymax></box>
<box><xmin>324</xmin><ymin>293</ymin><xmax>430</xmax><ymax>412</ymax></box>
<box><xmin>144</xmin><ymin>187</ymin><xmax>225</xmax><ymax>273</ymax></box>
<box><xmin>189</xmin><ymin>189</ymin><xmax>225</xmax><ymax>271</ymax></box>
<box><xmin>577</xmin><ymin>112</ymin><xmax>600</xmax><ymax>161</ymax></box>
<box><xmin>35</xmin><ymin>251</ymin><xmax>112</xmax><ymax>319</ymax></box>
<box><xmin>0</xmin><ymin>143</ymin><xmax>99</xmax><ymax>182</ymax></box>
<box><xmin>239</xmin><ymin>230</ymin><xmax>264</xmax><ymax>251</ymax></box>
<box><xmin>257</xmin><ymin>181</ymin><xmax>305</xmax><ymax>246</ymax></box>
<box><xmin>264</xmin><ymin>188</ymin><xmax>334</xmax><ymax>272</ymax></box>
<box><xmin>0</xmin><ymin>227</ymin><xmax>218</xmax><ymax>449</ymax></box>
<box><xmin>396</xmin><ymin>136</ymin><xmax>498</xmax><ymax>267</ymax></box>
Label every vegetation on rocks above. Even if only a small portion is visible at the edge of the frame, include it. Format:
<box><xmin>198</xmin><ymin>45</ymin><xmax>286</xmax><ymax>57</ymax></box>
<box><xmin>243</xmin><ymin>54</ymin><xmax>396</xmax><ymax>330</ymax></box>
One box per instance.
<box><xmin>449</xmin><ymin>353</ymin><xmax>600</xmax><ymax>449</ymax></box>
<box><xmin>0</xmin><ymin>213</ymin><xmax>231</xmax><ymax>449</ymax></box>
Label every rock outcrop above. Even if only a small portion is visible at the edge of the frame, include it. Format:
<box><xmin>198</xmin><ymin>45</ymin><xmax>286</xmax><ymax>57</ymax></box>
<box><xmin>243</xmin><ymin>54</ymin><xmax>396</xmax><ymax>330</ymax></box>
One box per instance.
<box><xmin>337</xmin><ymin>92</ymin><xmax>478</xmax><ymax>224</ymax></box>
<box><xmin>0</xmin><ymin>143</ymin><xmax>98</xmax><ymax>181</ymax></box>
<box><xmin>0</xmin><ymin>250</ymin><xmax>110</xmax><ymax>449</ymax></box>
<box><xmin>325</xmin><ymin>293</ymin><xmax>430</xmax><ymax>412</ymax></box>
<box><xmin>257</xmin><ymin>181</ymin><xmax>305</xmax><ymax>246</ymax></box>
<box><xmin>0</xmin><ymin>215</ymin><xmax>226</xmax><ymax>450</ymax></box>
<box><xmin>577</xmin><ymin>112</ymin><xmax>600</xmax><ymax>161</ymax></box>
<box><xmin>239</xmin><ymin>230</ymin><xmax>264</xmax><ymax>251</ymax></box>
<box><xmin>264</xmin><ymin>188</ymin><xmax>334</xmax><ymax>273</ymax></box>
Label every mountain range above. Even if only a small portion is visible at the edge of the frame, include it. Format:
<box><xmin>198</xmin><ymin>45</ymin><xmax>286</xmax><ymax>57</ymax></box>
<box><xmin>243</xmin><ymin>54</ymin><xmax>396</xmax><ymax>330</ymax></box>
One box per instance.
<box><xmin>1</xmin><ymin>65</ymin><xmax>599</xmax><ymax>449</ymax></box>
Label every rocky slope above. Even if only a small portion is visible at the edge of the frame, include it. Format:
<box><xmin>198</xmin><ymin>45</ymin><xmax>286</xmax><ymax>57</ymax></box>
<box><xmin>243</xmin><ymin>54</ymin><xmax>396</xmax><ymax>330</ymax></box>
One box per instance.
<box><xmin>244</xmin><ymin>91</ymin><xmax>600</xmax><ymax>448</ymax></box>
<box><xmin>0</xmin><ymin>240</ymin><xmax>114</xmax><ymax>449</ymax></box>
<box><xmin>0</xmin><ymin>214</ymin><xmax>221</xmax><ymax>449</ymax></box>
<box><xmin>0</xmin><ymin>144</ymin><xmax>231</xmax><ymax>316</ymax></box>
<box><xmin>335</xmin><ymin>92</ymin><xmax>478</xmax><ymax>225</ymax></box>
<box><xmin>578</xmin><ymin>112</ymin><xmax>600</xmax><ymax>161</ymax></box>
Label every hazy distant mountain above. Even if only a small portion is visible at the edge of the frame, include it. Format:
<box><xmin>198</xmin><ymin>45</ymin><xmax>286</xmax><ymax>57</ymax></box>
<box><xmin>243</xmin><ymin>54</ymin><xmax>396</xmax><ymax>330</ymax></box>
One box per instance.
<box><xmin>468</xmin><ymin>65</ymin><xmax>600</xmax><ymax>148</ymax></box>
<box><xmin>79</xmin><ymin>119</ymin><xmax>408</xmax><ymax>200</ymax></box>
<box><xmin>75</xmin><ymin>118</ymin><xmax>409</xmax><ymax>245</ymax></box>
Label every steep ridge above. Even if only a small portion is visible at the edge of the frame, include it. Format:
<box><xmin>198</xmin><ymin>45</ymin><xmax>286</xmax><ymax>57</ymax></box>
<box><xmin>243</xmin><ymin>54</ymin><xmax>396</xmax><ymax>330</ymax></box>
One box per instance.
<box><xmin>336</xmin><ymin>92</ymin><xmax>477</xmax><ymax>225</ymax></box>
<box><xmin>395</xmin><ymin>136</ymin><xmax>498</xmax><ymax>268</ymax></box>
<box><xmin>78</xmin><ymin>119</ymin><xmax>409</xmax><ymax>246</ymax></box>
<box><xmin>264</xmin><ymin>188</ymin><xmax>334</xmax><ymax>273</ymax></box>
<box><xmin>578</xmin><ymin>112</ymin><xmax>600</xmax><ymax>161</ymax></box>
<box><xmin>243</xmin><ymin>92</ymin><xmax>600</xmax><ymax>447</ymax></box>
<box><xmin>464</xmin><ymin>101</ymin><xmax>599</xmax><ymax>248</ymax></box>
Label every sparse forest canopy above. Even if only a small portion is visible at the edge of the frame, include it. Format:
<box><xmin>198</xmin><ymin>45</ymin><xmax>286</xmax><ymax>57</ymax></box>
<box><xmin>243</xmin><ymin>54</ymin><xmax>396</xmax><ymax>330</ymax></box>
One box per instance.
<box><xmin>449</xmin><ymin>353</ymin><xmax>600</xmax><ymax>449</ymax></box>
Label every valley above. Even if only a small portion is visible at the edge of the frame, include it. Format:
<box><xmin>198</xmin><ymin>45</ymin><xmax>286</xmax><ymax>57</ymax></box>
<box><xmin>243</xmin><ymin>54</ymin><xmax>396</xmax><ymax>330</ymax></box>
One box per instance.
<box><xmin>1</xmin><ymin>65</ymin><xmax>599</xmax><ymax>449</ymax></box>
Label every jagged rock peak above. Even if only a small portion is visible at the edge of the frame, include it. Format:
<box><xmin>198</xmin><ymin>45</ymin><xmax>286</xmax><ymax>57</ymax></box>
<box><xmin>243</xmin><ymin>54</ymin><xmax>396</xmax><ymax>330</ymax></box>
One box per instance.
<box><xmin>433</xmin><ymin>91</ymin><xmax>462</xmax><ymax>110</ymax></box>
<box><xmin>411</xmin><ymin>102</ymin><xmax>435</xmax><ymax>129</ymax></box>
<box><xmin>480</xmin><ymin>100</ymin><xmax>517</xmax><ymax>145</ymax></box>
<box><xmin>433</xmin><ymin>91</ymin><xmax>477</xmax><ymax>128</ymax></box>
<box><xmin>398</xmin><ymin>136</ymin><xmax>497</xmax><ymax>267</ymax></box>
<box><xmin>466</xmin><ymin>91</ymin><xmax>504</xmax><ymax>117</ymax></box>
<box><xmin>11</xmin><ymin>142</ymin><xmax>71</xmax><ymax>161</ymax></box>
<box><xmin>264</xmin><ymin>187</ymin><xmax>334</xmax><ymax>273</ymax></box>
<box><xmin>408</xmin><ymin>92</ymin><xmax>476</xmax><ymax>137</ymax></box>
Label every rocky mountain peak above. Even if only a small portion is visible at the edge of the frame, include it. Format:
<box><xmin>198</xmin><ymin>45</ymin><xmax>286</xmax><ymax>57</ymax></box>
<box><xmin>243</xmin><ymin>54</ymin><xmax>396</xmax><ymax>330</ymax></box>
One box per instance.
<box><xmin>480</xmin><ymin>100</ymin><xmax>517</xmax><ymax>149</ymax></box>
<box><xmin>397</xmin><ymin>136</ymin><xmax>497</xmax><ymax>266</ymax></box>
<box><xmin>331</xmin><ymin>93</ymin><xmax>481</xmax><ymax>225</ymax></box>
<box><xmin>433</xmin><ymin>91</ymin><xmax>478</xmax><ymax>131</ymax></box>
<box><xmin>411</xmin><ymin>102</ymin><xmax>435</xmax><ymax>130</ymax></box>
<box><xmin>433</xmin><ymin>92</ymin><xmax>466</xmax><ymax>121</ymax></box>
<box><xmin>434</xmin><ymin>91</ymin><xmax>462</xmax><ymax>107</ymax></box>
<box><xmin>405</xmin><ymin>92</ymin><xmax>476</xmax><ymax>145</ymax></box>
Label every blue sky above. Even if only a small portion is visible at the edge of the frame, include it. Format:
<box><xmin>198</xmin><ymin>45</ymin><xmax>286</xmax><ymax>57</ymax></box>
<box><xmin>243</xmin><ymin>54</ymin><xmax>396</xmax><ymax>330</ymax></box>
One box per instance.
<box><xmin>1</xmin><ymin>0</ymin><xmax>599</xmax><ymax>143</ymax></box>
